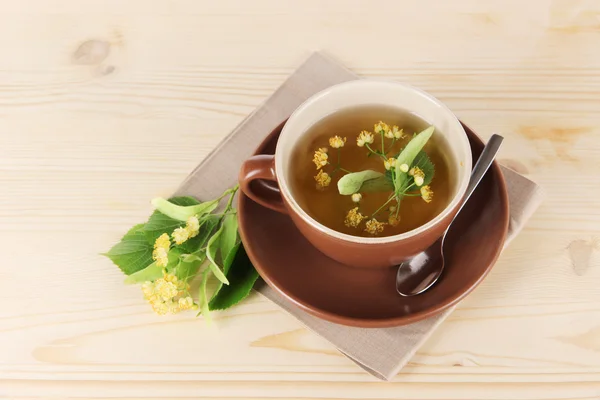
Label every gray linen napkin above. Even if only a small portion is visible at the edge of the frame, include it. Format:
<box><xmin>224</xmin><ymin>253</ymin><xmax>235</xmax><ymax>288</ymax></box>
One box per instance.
<box><xmin>175</xmin><ymin>52</ymin><xmax>544</xmax><ymax>381</ymax></box>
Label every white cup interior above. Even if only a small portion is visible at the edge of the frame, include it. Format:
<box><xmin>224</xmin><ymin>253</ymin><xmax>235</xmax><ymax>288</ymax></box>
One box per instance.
<box><xmin>275</xmin><ymin>79</ymin><xmax>472</xmax><ymax>243</ymax></box>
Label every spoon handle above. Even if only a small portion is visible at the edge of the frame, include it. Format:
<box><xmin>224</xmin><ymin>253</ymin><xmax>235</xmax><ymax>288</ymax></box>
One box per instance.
<box><xmin>456</xmin><ymin>134</ymin><xmax>504</xmax><ymax>216</ymax></box>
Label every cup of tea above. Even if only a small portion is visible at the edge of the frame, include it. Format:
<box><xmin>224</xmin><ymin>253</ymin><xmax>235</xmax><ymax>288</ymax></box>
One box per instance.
<box><xmin>239</xmin><ymin>80</ymin><xmax>472</xmax><ymax>268</ymax></box>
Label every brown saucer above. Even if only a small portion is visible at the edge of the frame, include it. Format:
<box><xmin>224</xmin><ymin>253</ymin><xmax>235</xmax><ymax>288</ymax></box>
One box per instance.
<box><xmin>238</xmin><ymin>122</ymin><xmax>509</xmax><ymax>328</ymax></box>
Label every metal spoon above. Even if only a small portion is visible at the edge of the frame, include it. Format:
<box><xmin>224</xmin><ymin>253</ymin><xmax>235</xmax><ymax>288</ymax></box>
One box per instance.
<box><xmin>396</xmin><ymin>134</ymin><xmax>504</xmax><ymax>297</ymax></box>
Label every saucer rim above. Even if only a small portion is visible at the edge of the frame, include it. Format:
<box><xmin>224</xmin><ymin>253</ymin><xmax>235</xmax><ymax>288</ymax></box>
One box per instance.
<box><xmin>238</xmin><ymin>121</ymin><xmax>510</xmax><ymax>328</ymax></box>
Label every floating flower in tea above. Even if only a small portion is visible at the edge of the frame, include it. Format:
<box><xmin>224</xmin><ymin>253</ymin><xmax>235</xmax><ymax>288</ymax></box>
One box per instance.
<box><xmin>329</xmin><ymin>135</ymin><xmax>346</xmax><ymax>148</ymax></box>
<box><xmin>356</xmin><ymin>130</ymin><xmax>374</xmax><ymax>147</ymax></box>
<box><xmin>365</xmin><ymin>218</ymin><xmax>386</xmax><ymax>235</ymax></box>
<box><xmin>351</xmin><ymin>193</ymin><xmax>362</xmax><ymax>203</ymax></box>
<box><xmin>374</xmin><ymin>121</ymin><xmax>390</xmax><ymax>136</ymax></box>
<box><xmin>409</xmin><ymin>166</ymin><xmax>425</xmax><ymax>187</ymax></box>
<box><xmin>420</xmin><ymin>185</ymin><xmax>434</xmax><ymax>203</ymax></box>
<box><xmin>314</xmin><ymin>169</ymin><xmax>331</xmax><ymax>189</ymax></box>
<box><xmin>384</xmin><ymin>157</ymin><xmax>397</xmax><ymax>171</ymax></box>
<box><xmin>312</xmin><ymin>147</ymin><xmax>328</xmax><ymax>169</ymax></box>
<box><xmin>391</xmin><ymin>125</ymin><xmax>405</xmax><ymax>140</ymax></box>
<box><xmin>344</xmin><ymin>207</ymin><xmax>365</xmax><ymax>228</ymax></box>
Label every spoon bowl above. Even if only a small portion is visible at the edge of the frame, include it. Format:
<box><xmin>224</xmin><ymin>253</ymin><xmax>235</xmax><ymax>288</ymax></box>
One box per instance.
<box><xmin>396</xmin><ymin>134</ymin><xmax>504</xmax><ymax>297</ymax></box>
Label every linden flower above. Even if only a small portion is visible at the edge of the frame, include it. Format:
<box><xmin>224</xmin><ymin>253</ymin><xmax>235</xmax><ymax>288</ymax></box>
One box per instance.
<box><xmin>154</xmin><ymin>233</ymin><xmax>171</xmax><ymax>251</ymax></box>
<box><xmin>421</xmin><ymin>185</ymin><xmax>434</xmax><ymax>203</ymax></box>
<box><xmin>389</xmin><ymin>205</ymin><xmax>396</xmax><ymax>212</ymax></box>
<box><xmin>409</xmin><ymin>166</ymin><xmax>425</xmax><ymax>186</ymax></box>
<box><xmin>186</xmin><ymin>216</ymin><xmax>200</xmax><ymax>238</ymax></box>
<box><xmin>142</xmin><ymin>272</ymin><xmax>191</xmax><ymax>315</ymax></box>
<box><xmin>399</xmin><ymin>163</ymin><xmax>409</xmax><ymax>173</ymax></box>
<box><xmin>178</xmin><ymin>296</ymin><xmax>195</xmax><ymax>310</ymax></box>
<box><xmin>151</xmin><ymin>301</ymin><xmax>169</xmax><ymax>316</ymax></box>
<box><xmin>384</xmin><ymin>157</ymin><xmax>397</xmax><ymax>171</ymax></box>
<box><xmin>314</xmin><ymin>170</ymin><xmax>331</xmax><ymax>189</ymax></box>
<box><xmin>351</xmin><ymin>193</ymin><xmax>362</xmax><ymax>203</ymax></box>
<box><xmin>154</xmin><ymin>277</ymin><xmax>179</xmax><ymax>301</ymax></box>
<box><xmin>344</xmin><ymin>207</ymin><xmax>365</xmax><ymax>228</ymax></box>
<box><xmin>329</xmin><ymin>136</ymin><xmax>346</xmax><ymax>148</ymax></box>
<box><xmin>357</xmin><ymin>131</ymin><xmax>374</xmax><ymax>147</ymax></box>
<box><xmin>313</xmin><ymin>148</ymin><xmax>329</xmax><ymax>169</ymax></box>
<box><xmin>388</xmin><ymin>214</ymin><xmax>400</xmax><ymax>226</ymax></box>
<box><xmin>152</xmin><ymin>247</ymin><xmax>169</xmax><ymax>267</ymax></box>
<box><xmin>172</xmin><ymin>227</ymin><xmax>189</xmax><ymax>245</ymax></box>
<box><xmin>374</xmin><ymin>121</ymin><xmax>390</xmax><ymax>137</ymax></box>
<box><xmin>391</xmin><ymin>125</ymin><xmax>405</xmax><ymax>139</ymax></box>
<box><xmin>365</xmin><ymin>218</ymin><xmax>386</xmax><ymax>235</ymax></box>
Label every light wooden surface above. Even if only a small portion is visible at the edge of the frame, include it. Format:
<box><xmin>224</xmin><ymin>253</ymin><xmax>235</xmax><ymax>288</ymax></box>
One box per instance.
<box><xmin>1</xmin><ymin>0</ymin><xmax>600</xmax><ymax>398</ymax></box>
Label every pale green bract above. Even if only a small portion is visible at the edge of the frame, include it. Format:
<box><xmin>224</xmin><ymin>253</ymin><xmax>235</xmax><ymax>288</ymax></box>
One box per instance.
<box><xmin>394</xmin><ymin>126</ymin><xmax>435</xmax><ymax>189</ymax></box>
<box><xmin>206</xmin><ymin>225</ymin><xmax>230</xmax><ymax>285</ymax></box>
<box><xmin>151</xmin><ymin>197</ymin><xmax>219</xmax><ymax>221</ymax></box>
<box><xmin>124</xmin><ymin>262</ymin><xmax>162</xmax><ymax>284</ymax></box>
<box><xmin>337</xmin><ymin>170</ymin><xmax>384</xmax><ymax>195</ymax></box>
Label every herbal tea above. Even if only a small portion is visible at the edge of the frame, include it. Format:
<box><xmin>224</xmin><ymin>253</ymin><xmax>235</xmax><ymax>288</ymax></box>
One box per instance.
<box><xmin>290</xmin><ymin>105</ymin><xmax>453</xmax><ymax>238</ymax></box>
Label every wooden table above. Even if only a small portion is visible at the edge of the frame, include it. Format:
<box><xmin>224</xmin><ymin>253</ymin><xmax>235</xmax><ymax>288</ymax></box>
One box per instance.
<box><xmin>2</xmin><ymin>1</ymin><xmax>599</xmax><ymax>398</ymax></box>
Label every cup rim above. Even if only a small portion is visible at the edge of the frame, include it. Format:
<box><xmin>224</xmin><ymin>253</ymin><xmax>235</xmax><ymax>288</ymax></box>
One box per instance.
<box><xmin>275</xmin><ymin>79</ymin><xmax>472</xmax><ymax>244</ymax></box>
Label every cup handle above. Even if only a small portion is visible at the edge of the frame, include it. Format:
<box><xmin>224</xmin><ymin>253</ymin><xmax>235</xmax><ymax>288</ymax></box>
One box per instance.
<box><xmin>239</xmin><ymin>155</ymin><xmax>288</xmax><ymax>214</ymax></box>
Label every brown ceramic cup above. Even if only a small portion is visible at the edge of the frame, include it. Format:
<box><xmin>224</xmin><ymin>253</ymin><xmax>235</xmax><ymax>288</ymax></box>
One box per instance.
<box><xmin>239</xmin><ymin>80</ymin><xmax>472</xmax><ymax>268</ymax></box>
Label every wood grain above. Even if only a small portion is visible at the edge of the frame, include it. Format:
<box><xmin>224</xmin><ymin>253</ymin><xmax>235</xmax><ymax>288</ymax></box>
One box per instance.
<box><xmin>1</xmin><ymin>0</ymin><xmax>599</xmax><ymax>398</ymax></box>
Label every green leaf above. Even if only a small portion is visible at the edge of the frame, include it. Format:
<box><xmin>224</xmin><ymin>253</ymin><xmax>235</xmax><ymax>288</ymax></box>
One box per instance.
<box><xmin>104</xmin><ymin>224</ymin><xmax>154</xmax><ymax>275</ymax></box>
<box><xmin>123</xmin><ymin>223</ymin><xmax>146</xmax><ymax>240</ymax></box>
<box><xmin>176</xmin><ymin>252</ymin><xmax>205</xmax><ymax>282</ymax></box>
<box><xmin>209</xmin><ymin>246</ymin><xmax>259</xmax><ymax>311</ymax></box>
<box><xmin>151</xmin><ymin>197</ymin><xmax>218</xmax><ymax>221</ymax></box>
<box><xmin>394</xmin><ymin>126</ymin><xmax>434</xmax><ymax>189</ymax></box>
<box><xmin>143</xmin><ymin>197</ymin><xmax>200</xmax><ymax>244</ymax></box>
<box><xmin>209</xmin><ymin>262</ymin><xmax>229</xmax><ymax>285</ymax></box>
<box><xmin>412</xmin><ymin>151</ymin><xmax>435</xmax><ymax>186</ymax></box>
<box><xmin>209</xmin><ymin>242</ymin><xmax>241</xmax><ymax>303</ymax></box>
<box><xmin>219</xmin><ymin>214</ymin><xmax>238</xmax><ymax>261</ymax></box>
<box><xmin>179</xmin><ymin>214</ymin><xmax>219</xmax><ymax>253</ymax></box>
<box><xmin>181</xmin><ymin>253</ymin><xmax>204</xmax><ymax>263</ymax></box>
<box><xmin>337</xmin><ymin>170</ymin><xmax>385</xmax><ymax>195</ymax></box>
<box><xmin>359</xmin><ymin>175</ymin><xmax>394</xmax><ymax>193</ymax></box>
<box><xmin>124</xmin><ymin>262</ymin><xmax>162</xmax><ymax>284</ymax></box>
<box><xmin>197</xmin><ymin>270</ymin><xmax>212</xmax><ymax>324</ymax></box>
<box><xmin>206</xmin><ymin>225</ymin><xmax>229</xmax><ymax>285</ymax></box>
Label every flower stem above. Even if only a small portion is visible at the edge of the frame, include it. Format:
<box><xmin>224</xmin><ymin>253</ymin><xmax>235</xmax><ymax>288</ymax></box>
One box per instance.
<box><xmin>366</xmin><ymin>143</ymin><xmax>386</xmax><ymax>160</ymax></box>
<box><xmin>371</xmin><ymin>195</ymin><xmax>396</xmax><ymax>218</ymax></box>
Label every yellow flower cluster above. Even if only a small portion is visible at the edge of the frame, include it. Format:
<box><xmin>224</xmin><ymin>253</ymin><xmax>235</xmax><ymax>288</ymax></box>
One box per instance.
<box><xmin>152</xmin><ymin>216</ymin><xmax>201</xmax><ymax>267</ymax></box>
<box><xmin>390</xmin><ymin>125</ymin><xmax>404</xmax><ymax>139</ymax></box>
<box><xmin>172</xmin><ymin>216</ymin><xmax>201</xmax><ymax>245</ymax></box>
<box><xmin>314</xmin><ymin>170</ymin><xmax>331</xmax><ymax>189</ymax></box>
<box><xmin>152</xmin><ymin>233</ymin><xmax>170</xmax><ymax>267</ymax></box>
<box><xmin>344</xmin><ymin>207</ymin><xmax>365</xmax><ymax>228</ymax></box>
<box><xmin>142</xmin><ymin>271</ymin><xmax>196</xmax><ymax>315</ymax></box>
<box><xmin>365</xmin><ymin>218</ymin><xmax>386</xmax><ymax>235</ymax></box>
<box><xmin>356</xmin><ymin>131</ymin><xmax>374</xmax><ymax>147</ymax></box>
<box><xmin>409</xmin><ymin>167</ymin><xmax>425</xmax><ymax>187</ymax></box>
<box><xmin>420</xmin><ymin>185</ymin><xmax>434</xmax><ymax>203</ymax></box>
<box><xmin>384</xmin><ymin>157</ymin><xmax>397</xmax><ymax>171</ymax></box>
<box><xmin>313</xmin><ymin>148</ymin><xmax>329</xmax><ymax>169</ymax></box>
<box><xmin>388</xmin><ymin>214</ymin><xmax>400</xmax><ymax>226</ymax></box>
<box><xmin>374</xmin><ymin>121</ymin><xmax>390</xmax><ymax>136</ymax></box>
<box><xmin>374</xmin><ymin>121</ymin><xmax>404</xmax><ymax>140</ymax></box>
<box><xmin>329</xmin><ymin>136</ymin><xmax>346</xmax><ymax>148</ymax></box>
